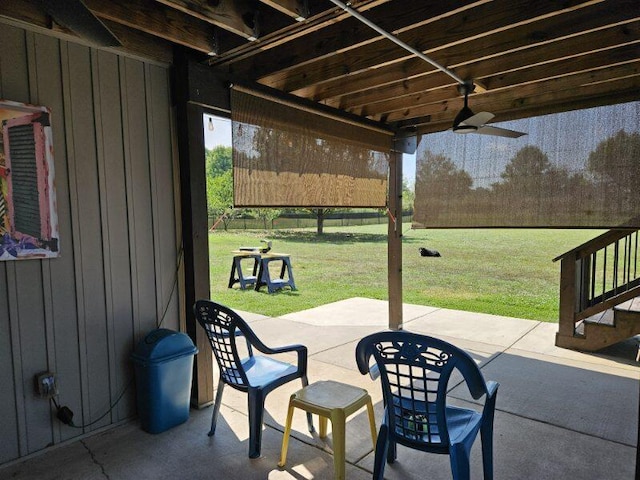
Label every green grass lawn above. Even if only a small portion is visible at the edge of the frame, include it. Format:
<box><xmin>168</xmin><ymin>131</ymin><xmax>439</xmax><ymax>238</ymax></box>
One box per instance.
<box><xmin>208</xmin><ymin>225</ymin><xmax>600</xmax><ymax>321</ymax></box>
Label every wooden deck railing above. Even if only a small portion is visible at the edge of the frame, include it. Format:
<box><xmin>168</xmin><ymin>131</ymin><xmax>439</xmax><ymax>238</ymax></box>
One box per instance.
<box><xmin>555</xmin><ymin>228</ymin><xmax>640</xmax><ymax>338</ymax></box>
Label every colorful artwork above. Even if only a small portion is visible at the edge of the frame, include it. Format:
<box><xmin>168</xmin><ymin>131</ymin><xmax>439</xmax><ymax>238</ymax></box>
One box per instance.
<box><xmin>0</xmin><ymin>149</ymin><xmax>7</xmax><ymax>234</ymax></box>
<box><xmin>0</xmin><ymin>100</ymin><xmax>59</xmax><ymax>260</ymax></box>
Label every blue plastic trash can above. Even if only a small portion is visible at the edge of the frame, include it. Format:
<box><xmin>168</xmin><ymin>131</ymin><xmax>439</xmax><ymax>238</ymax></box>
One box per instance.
<box><xmin>131</xmin><ymin>328</ymin><xmax>198</xmax><ymax>434</ymax></box>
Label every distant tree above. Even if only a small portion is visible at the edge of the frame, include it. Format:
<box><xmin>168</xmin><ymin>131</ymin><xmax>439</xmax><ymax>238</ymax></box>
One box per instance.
<box><xmin>587</xmin><ymin>130</ymin><xmax>640</xmax><ymax>194</ymax></box>
<box><xmin>494</xmin><ymin>145</ymin><xmax>580</xmax><ymax>197</ymax></box>
<box><xmin>207</xmin><ymin>170</ymin><xmax>236</xmax><ymax>230</ymax></box>
<box><xmin>402</xmin><ymin>178</ymin><xmax>415</xmax><ymax>211</ymax></box>
<box><xmin>206</xmin><ymin>146</ymin><xmax>232</xmax><ymax>177</ymax></box>
<box><xmin>299</xmin><ymin>208</ymin><xmax>343</xmax><ymax>235</ymax></box>
<box><xmin>491</xmin><ymin>144</ymin><xmax>594</xmax><ymax>225</ymax></box>
<box><xmin>501</xmin><ymin>146</ymin><xmax>551</xmax><ymax>181</ymax></box>
<box><xmin>413</xmin><ymin>151</ymin><xmax>472</xmax><ymax>223</ymax></box>
<box><xmin>206</xmin><ymin>145</ymin><xmax>240</xmax><ymax>229</ymax></box>
<box><xmin>415</xmin><ymin>151</ymin><xmax>472</xmax><ymax>196</ymax></box>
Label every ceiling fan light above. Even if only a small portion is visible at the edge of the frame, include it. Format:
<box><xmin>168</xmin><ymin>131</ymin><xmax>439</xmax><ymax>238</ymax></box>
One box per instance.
<box><xmin>453</xmin><ymin>124</ymin><xmax>478</xmax><ymax>134</ymax></box>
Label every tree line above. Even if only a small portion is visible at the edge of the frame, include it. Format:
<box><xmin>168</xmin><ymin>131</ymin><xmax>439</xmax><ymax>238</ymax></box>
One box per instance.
<box><xmin>413</xmin><ymin>129</ymin><xmax>639</xmax><ymax>227</ymax></box>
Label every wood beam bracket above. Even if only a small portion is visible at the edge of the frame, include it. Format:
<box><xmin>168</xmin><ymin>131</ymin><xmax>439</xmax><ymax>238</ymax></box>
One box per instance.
<box><xmin>210</xmin><ymin>28</ymin><xmax>219</xmax><ymax>56</ymax></box>
<box><xmin>392</xmin><ymin>134</ymin><xmax>417</xmax><ymax>154</ymax></box>
<box><xmin>242</xmin><ymin>9</ymin><xmax>260</xmax><ymax>41</ymax></box>
<box><xmin>259</xmin><ymin>0</ymin><xmax>310</xmax><ymax>21</ymax></box>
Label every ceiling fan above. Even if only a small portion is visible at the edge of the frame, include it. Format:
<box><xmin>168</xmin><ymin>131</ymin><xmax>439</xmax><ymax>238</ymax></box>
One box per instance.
<box><xmin>35</xmin><ymin>0</ymin><xmax>121</xmax><ymax>48</ymax></box>
<box><xmin>452</xmin><ymin>83</ymin><xmax>526</xmax><ymax>138</ymax></box>
<box><xmin>323</xmin><ymin>2</ymin><xmax>528</xmax><ymax>138</ymax></box>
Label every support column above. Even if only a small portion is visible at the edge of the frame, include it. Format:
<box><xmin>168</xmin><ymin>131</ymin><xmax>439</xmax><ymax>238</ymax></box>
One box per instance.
<box><xmin>556</xmin><ymin>255</ymin><xmax>577</xmax><ymax>345</ymax></box>
<box><xmin>388</xmin><ymin>149</ymin><xmax>403</xmax><ymax>330</ymax></box>
<box><xmin>174</xmin><ymin>50</ymin><xmax>214</xmax><ymax>407</ymax></box>
<box><xmin>637</xmin><ymin>377</ymin><xmax>639</xmax><ymax>480</ymax></box>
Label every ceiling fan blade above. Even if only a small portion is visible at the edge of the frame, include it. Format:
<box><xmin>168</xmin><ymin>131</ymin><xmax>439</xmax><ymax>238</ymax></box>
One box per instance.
<box><xmin>476</xmin><ymin>125</ymin><xmax>527</xmax><ymax>138</ymax></box>
<box><xmin>37</xmin><ymin>0</ymin><xmax>122</xmax><ymax>47</ymax></box>
<box><xmin>460</xmin><ymin>111</ymin><xmax>494</xmax><ymax>127</ymax></box>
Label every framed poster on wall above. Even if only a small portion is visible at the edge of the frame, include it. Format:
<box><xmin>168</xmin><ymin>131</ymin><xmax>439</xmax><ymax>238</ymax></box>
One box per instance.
<box><xmin>0</xmin><ymin>100</ymin><xmax>59</xmax><ymax>260</ymax></box>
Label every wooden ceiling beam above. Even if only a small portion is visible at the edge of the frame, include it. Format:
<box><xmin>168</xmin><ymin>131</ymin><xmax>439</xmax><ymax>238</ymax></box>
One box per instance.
<box><xmin>153</xmin><ymin>0</ymin><xmax>258</xmax><ymax>40</ymax></box>
<box><xmin>412</xmin><ymin>75</ymin><xmax>640</xmax><ymax>134</ymax></box>
<box><xmin>356</xmin><ymin>25</ymin><xmax>640</xmax><ymax>118</ymax></box>
<box><xmin>258</xmin><ymin>0</ymin><xmax>309</xmax><ymax>21</ymax></box>
<box><xmin>363</xmin><ymin>46</ymin><xmax>640</xmax><ymax>120</ymax></box>
<box><xmin>385</xmin><ymin>64</ymin><xmax>640</xmax><ymax>125</ymax></box>
<box><xmin>482</xmin><ymin>43</ymin><xmax>640</xmax><ymax>90</ymax></box>
<box><xmin>208</xmin><ymin>0</ymin><xmax>390</xmax><ymax>67</ymax></box>
<box><xmin>226</xmin><ymin>0</ymin><xmax>480</xmax><ymax>78</ymax></box>
<box><xmin>0</xmin><ymin>0</ymin><xmax>173</xmax><ymax>63</ymax></box>
<box><xmin>330</xmin><ymin>5</ymin><xmax>640</xmax><ymax>110</ymax></box>
<box><xmin>258</xmin><ymin>0</ymin><xmax>601</xmax><ymax>92</ymax></box>
<box><xmin>84</xmin><ymin>0</ymin><xmax>216</xmax><ymax>55</ymax></box>
<box><xmin>101</xmin><ymin>20</ymin><xmax>174</xmax><ymax>63</ymax></box>
<box><xmin>388</xmin><ymin>59</ymin><xmax>640</xmax><ymax>124</ymax></box>
<box><xmin>0</xmin><ymin>0</ymin><xmax>52</xmax><ymax>29</ymax></box>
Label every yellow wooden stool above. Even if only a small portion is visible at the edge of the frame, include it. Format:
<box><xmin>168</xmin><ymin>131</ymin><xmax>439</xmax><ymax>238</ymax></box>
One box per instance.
<box><xmin>278</xmin><ymin>380</ymin><xmax>377</xmax><ymax>480</ymax></box>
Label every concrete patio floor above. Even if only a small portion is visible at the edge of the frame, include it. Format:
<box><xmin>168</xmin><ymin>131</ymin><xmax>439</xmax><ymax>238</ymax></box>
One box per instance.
<box><xmin>2</xmin><ymin>297</ymin><xmax>638</xmax><ymax>479</ymax></box>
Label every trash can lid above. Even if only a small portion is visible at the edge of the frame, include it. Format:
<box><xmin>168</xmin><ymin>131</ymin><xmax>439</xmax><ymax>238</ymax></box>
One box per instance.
<box><xmin>131</xmin><ymin>328</ymin><xmax>198</xmax><ymax>365</ymax></box>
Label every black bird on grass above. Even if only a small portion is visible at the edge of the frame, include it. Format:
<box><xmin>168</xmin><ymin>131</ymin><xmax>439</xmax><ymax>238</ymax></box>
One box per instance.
<box><xmin>419</xmin><ymin>247</ymin><xmax>441</xmax><ymax>257</ymax></box>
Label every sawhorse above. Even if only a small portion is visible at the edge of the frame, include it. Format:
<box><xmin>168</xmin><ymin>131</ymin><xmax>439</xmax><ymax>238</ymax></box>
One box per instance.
<box><xmin>228</xmin><ymin>253</ymin><xmax>261</xmax><ymax>290</ymax></box>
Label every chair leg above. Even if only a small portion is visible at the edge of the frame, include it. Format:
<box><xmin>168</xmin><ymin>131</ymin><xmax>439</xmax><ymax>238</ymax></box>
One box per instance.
<box><xmin>481</xmin><ymin>422</ymin><xmax>494</xmax><ymax>480</ymax></box>
<box><xmin>365</xmin><ymin>396</ymin><xmax>378</xmax><ymax>449</ymax></box>
<box><xmin>247</xmin><ymin>388</ymin><xmax>266</xmax><ymax>458</ymax></box>
<box><xmin>449</xmin><ymin>444</ymin><xmax>471</xmax><ymax>480</ymax></box>
<box><xmin>387</xmin><ymin>435</ymin><xmax>397</xmax><ymax>464</ymax></box>
<box><xmin>319</xmin><ymin>416</ymin><xmax>328</xmax><ymax>438</ymax></box>
<box><xmin>373</xmin><ymin>424</ymin><xmax>388</xmax><ymax>480</ymax></box>
<box><xmin>381</xmin><ymin>408</ymin><xmax>396</xmax><ymax>464</ymax></box>
<box><xmin>208</xmin><ymin>379</ymin><xmax>225</xmax><ymax>436</ymax></box>
<box><xmin>330</xmin><ymin>409</ymin><xmax>346</xmax><ymax>480</ymax></box>
<box><xmin>301</xmin><ymin>376</ymin><xmax>314</xmax><ymax>433</ymax></box>
<box><xmin>278</xmin><ymin>398</ymin><xmax>296</xmax><ymax>468</ymax></box>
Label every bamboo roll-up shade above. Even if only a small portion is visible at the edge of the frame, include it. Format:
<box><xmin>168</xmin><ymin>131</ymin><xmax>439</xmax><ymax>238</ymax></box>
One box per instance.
<box><xmin>231</xmin><ymin>86</ymin><xmax>391</xmax><ymax>207</ymax></box>
<box><xmin>413</xmin><ymin>101</ymin><xmax>640</xmax><ymax>229</ymax></box>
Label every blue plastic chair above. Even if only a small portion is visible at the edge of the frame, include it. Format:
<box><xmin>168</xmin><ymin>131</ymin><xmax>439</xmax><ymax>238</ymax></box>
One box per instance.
<box><xmin>194</xmin><ymin>300</ymin><xmax>313</xmax><ymax>458</ymax></box>
<box><xmin>355</xmin><ymin>331</ymin><xmax>499</xmax><ymax>480</ymax></box>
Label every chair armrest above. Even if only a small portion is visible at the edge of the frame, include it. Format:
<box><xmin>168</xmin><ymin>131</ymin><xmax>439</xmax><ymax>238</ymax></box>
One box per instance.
<box><xmin>253</xmin><ymin>341</ymin><xmax>305</xmax><ymax>356</ymax></box>
<box><xmin>369</xmin><ymin>363</ymin><xmax>381</xmax><ymax>381</ymax></box>
<box><xmin>481</xmin><ymin>380</ymin><xmax>499</xmax><ymax>419</ymax></box>
<box><xmin>252</xmin><ymin>340</ymin><xmax>308</xmax><ymax>373</ymax></box>
<box><xmin>235</xmin><ymin>319</ymin><xmax>308</xmax><ymax>373</ymax></box>
<box><xmin>277</xmin><ymin>344</ymin><xmax>308</xmax><ymax>375</ymax></box>
<box><xmin>486</xmin><ymin>380</ymin><xmax>499</xmax><ymax>399</ymax></box>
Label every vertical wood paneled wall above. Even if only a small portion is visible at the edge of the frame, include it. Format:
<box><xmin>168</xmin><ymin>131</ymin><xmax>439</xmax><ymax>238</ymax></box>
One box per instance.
<box><xmin>0</xmin><ymin>22</ymin><xmax>180</xmax><ymax>464</ymax></box>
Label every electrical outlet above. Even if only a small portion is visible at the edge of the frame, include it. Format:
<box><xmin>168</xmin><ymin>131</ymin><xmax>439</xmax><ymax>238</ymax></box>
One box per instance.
<box><xmin>34</xmin><ymin>371</ymin><xmax>58</xmax><ymax>399</ymax></box>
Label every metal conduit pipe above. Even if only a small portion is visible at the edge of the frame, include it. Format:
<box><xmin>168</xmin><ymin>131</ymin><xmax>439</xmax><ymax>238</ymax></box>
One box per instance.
<box><xmin>326</xmin><ymin>0</ymin><xmax>466</xmax><ymax>86</ymax></box>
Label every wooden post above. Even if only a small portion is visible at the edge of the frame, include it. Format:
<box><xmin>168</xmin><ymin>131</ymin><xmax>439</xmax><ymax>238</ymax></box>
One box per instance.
<box><xmin>636</xmin><ymin>376</ymin><xmax>639</xmax><ymax>480</ymax></box>
<box><xmin>174</xmin><ymin>49</ymin><xmax>214</xmax><ymax>407</ymax></box>
<box><xmin>388</xmin><ymin>149</ymin><xmax>403</xmax><ymax>330</ymax></box>
<box><xmin>556</xmin><ymin>255</ymin><xmax>577</xmax><ymax>343</ymax></box>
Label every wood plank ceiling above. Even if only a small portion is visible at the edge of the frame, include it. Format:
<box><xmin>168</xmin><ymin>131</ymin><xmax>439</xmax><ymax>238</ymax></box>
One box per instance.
<box><xmin>2</xmin><ymin>0</ymin><xmax>639</xmax><ymax>135</ymax></box>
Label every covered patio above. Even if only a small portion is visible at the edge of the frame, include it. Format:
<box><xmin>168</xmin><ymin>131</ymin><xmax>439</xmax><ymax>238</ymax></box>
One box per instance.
<box><xmin>0</xmin><ymin>1</ymin><xmax>639</xmax><ymax>478</ymax></box>
<box><xmin>1</xmin><ymin>298</ymin><xmax>637</xmax><ymax>479</ymax></box>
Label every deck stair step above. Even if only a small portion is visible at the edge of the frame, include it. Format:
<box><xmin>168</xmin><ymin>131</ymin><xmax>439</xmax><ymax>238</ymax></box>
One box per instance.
<box><xmin>575</xmin><ymin>296</ymin><xmax>640</xmax><ymax>350</ymax></box>
<box><xmin>613</xmin><ymin>297</ymin><xmax>640</xmax><ymax>317</ymax></box>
